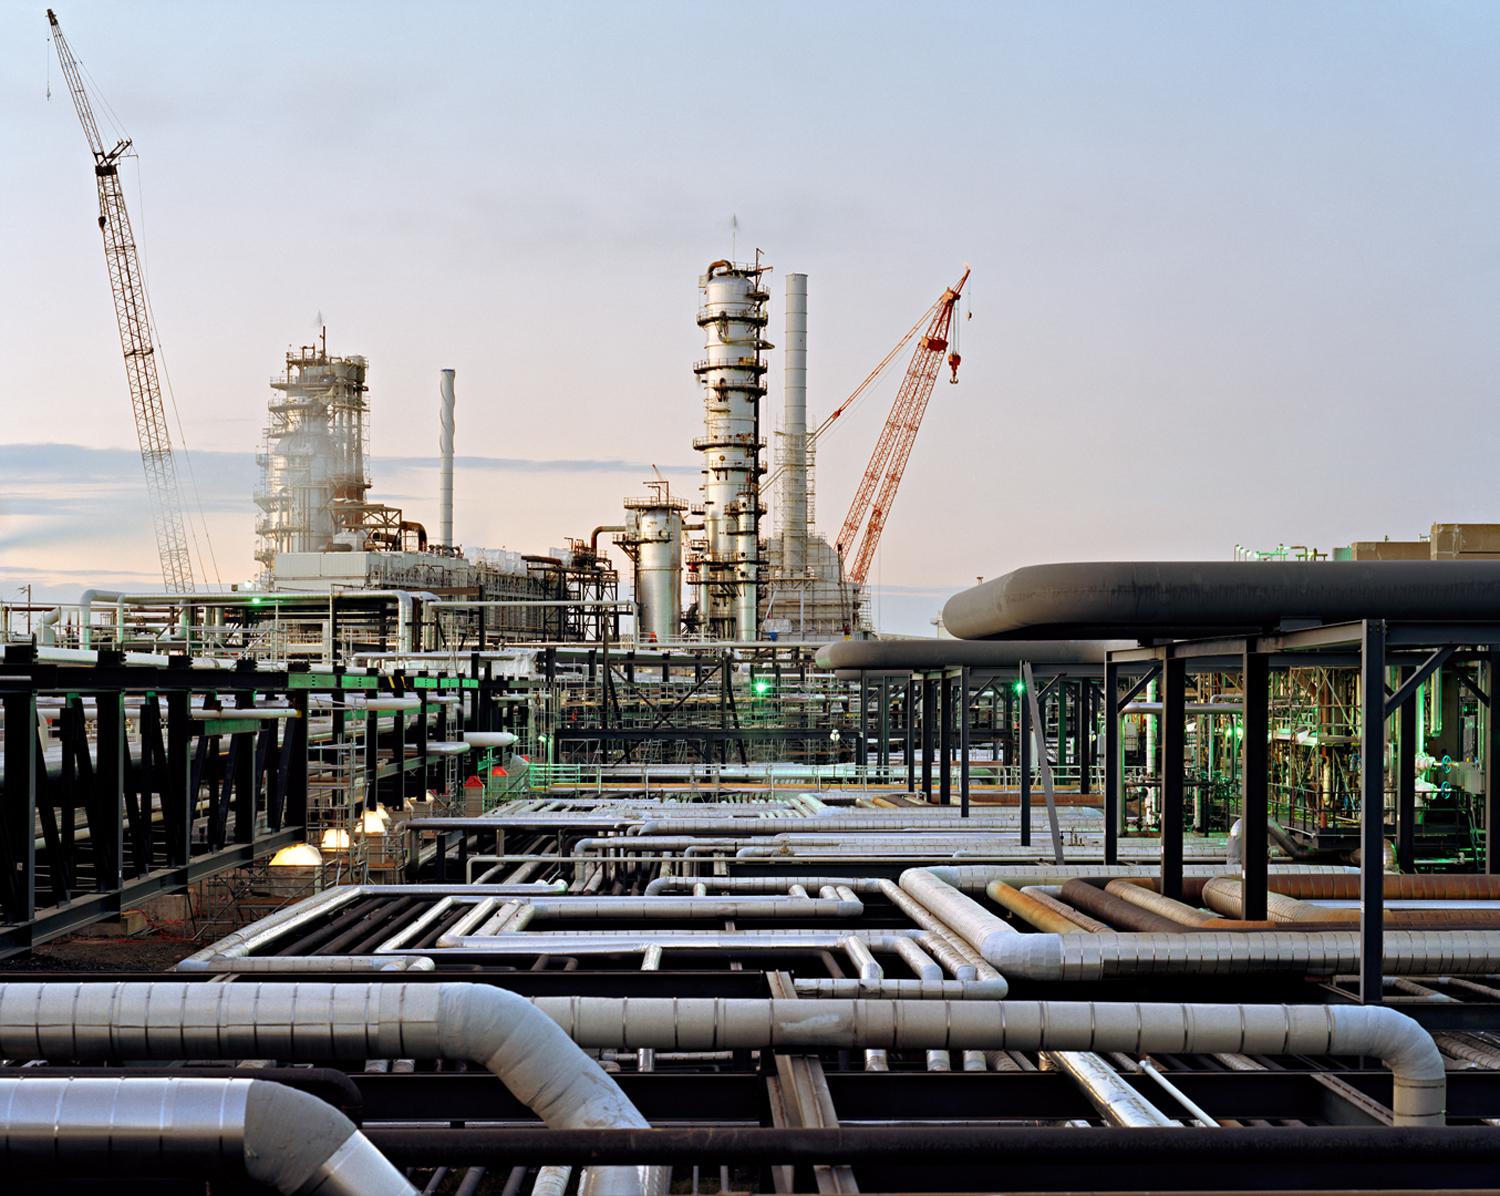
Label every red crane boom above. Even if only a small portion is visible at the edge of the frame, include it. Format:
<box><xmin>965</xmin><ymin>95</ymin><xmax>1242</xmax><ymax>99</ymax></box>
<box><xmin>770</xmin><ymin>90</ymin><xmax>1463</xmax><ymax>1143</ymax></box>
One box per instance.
<box><xmin>835</xmin><ymin>267</ymin><xmax>969</xmax><ymax>589</ymax></box>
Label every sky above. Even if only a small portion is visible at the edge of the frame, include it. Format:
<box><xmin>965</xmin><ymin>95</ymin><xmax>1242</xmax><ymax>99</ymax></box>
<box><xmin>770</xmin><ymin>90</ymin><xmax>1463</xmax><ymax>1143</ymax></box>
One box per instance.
<box><xmin>3</xmin><ymin>1</ymin><xmax>1498</xmax><ymax>635</ymax></box>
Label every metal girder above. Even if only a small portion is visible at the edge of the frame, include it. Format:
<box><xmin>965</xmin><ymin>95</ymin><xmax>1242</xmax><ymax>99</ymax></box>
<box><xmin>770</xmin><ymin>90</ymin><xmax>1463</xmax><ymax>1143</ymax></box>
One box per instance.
<box><xmin>357</xmin><ymin>1124</ymin><xmax>1500</xmax><ymax>1191</ymax></box>
<box><xmin>0</xmin><ymin>826</ymin><xmax>304</xmax><ymax>957</ymax></box>
<box><xmin>1383</xmin><ymin>646</ymin><xmax>1455</xmax><ymax>719</ymax></box>
<box><xmin>1455</xmin><ymin>665</ymin><xmax>1490</xmax><ymax>708</ymax></box>
<box><xmin>1116</xmin><ymin>665</ymin><xmax>1162</xmax><ymax>712</ymax></box>
<box><xmin>1021</xmin><ymin>662</ymin><xmax>1064</xmax><ymax>864</ymax></box>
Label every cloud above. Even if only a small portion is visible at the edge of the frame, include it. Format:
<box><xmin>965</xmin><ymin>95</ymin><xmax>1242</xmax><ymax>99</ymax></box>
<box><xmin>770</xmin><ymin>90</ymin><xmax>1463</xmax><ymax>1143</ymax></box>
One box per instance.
<box><xmin>386</xmin><ymin>454</ymin><xmax>697</xmax><ymax>476</ymax></box>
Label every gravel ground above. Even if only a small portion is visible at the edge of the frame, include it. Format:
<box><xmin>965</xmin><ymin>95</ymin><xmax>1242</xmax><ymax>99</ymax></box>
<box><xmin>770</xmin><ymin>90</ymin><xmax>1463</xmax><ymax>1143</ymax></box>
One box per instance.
<box><xmin>0</xmin><ymin>933</ymin><xmax>201</xmax><ymax>973</ymax></box>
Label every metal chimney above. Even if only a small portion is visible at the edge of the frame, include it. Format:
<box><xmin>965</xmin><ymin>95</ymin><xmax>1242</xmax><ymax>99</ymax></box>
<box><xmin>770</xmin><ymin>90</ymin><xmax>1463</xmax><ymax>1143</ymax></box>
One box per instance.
<box><xmin>439</xmin><ymin>368</ymin><xmax>456</xmax><ymax>547</ymax></box>
<box><xmin>782</xmin><ymin>274</ymin><xmax>808</xmax><ymax>576</ymax></box>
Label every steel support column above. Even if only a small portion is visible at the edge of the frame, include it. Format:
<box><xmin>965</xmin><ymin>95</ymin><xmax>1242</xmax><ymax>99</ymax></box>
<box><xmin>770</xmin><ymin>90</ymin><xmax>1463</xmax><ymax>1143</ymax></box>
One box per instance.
<box><xmin>905</xmin><ymin>679</ymin><xmax>916</xmax><ymax>796</ymax></box>
<box><xmin>1076</xmin><ymin>681</ymin><xmax>1091</xmax><ymax>795</ymax></box>
<box><xmin>1019</xmin><ymin>682</ymin><xmax>1032</xmax><ymax>846</ymax></box>
<box><xmin>1160</xmin><ymin>653</ymin><xmax>1186</xmax><ymax>901</ymax></box>
<box><xmin>1241</xmin><ymin>647</ymin><xmax>1270</xmax><ymax>922</ymax></box>
<box><xmin>878</xmin><ymin>676</ymin><xmax>891</xmax><ymax>772</ymax></box>
<box><xmin>921</xmin><ymin>676</ymin><xmax>937</xmax><ymax>802</ymax></box>
<box><xmin>855</xmin><ymin>673</ymin><xmax>868</xmax><ymax>770</ymax></box>
<box><xmin>938</xmin><ymin>674</ymin><xmax>952</xmax><ymax>807</ymax></box>
<box><xmin>1397</xmin><ymin>667</ymin><xmax>1417</xmax><ymax>875</ymax></box>
<box><xmin>959</xmin><ymin>666</ymin><xmax>971</xmax><ymax>819</ymax></box>
<box><xmin>1360</xmin><ymin>619</ymin><xmax>1386</xmax><ymax>1005</ymax></box>
<box><xmin>164</xmin><ymin>689</ymin><xmax>192</xmax><ymax>869</ymax></box>
<box><xmin>1</xmin><ymin>690</ymin><xmax>36</xmax><ymax>924</ymax></box>
<box><xmin>1103</xmin><ymin>660</ymin><xmax>1120</xmax><ymax>865</ymax></box>
<box><xmin>1488</xmin><ymin>648</ymin><xmax>1500</xmax><ymax>876</ymax></box>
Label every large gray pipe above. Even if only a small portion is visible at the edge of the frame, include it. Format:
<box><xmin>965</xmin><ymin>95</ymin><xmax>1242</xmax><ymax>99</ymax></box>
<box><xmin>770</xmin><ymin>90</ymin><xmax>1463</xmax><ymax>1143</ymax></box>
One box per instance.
<box><xmin>0</xmin><ymin>1076</ymin><xmax>414</xmax><ymax>1195</ymax></box>
<box><xmin>439</xmin><ymin>368</ymin><xmax>456</xmax><ymax>547</ymax></box>
<box><xmin>943</xmin><ymin>559</ymin><xmax>1500</xmax><ymax>640</ymax></box>
<box><xmin>0</xmin><ymin>982</ymin><xmax>664</xmax><ymax>1196</ymax></box>
<box><xmin>899</xmin><ymin>867</ymin><xmax>1500</xmax><ymax>982</ymax></box>
<box><xmin>782</xmin><ymin>272</ymin><xmax>808</xmax><ymax>576</ymax></box>
<box><xmin>535</xmin><ymin>996</ymin><xmax>1444</xmax><ymax>1126</ymax></box>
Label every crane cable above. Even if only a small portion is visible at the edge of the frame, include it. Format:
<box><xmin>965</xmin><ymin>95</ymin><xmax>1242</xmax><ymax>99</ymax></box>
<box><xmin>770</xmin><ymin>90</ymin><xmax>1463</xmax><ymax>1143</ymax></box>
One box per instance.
<box><xmin>763</xmin><ymin>295</ymin><xmax>941</xmax><ymax>496</ymax></box>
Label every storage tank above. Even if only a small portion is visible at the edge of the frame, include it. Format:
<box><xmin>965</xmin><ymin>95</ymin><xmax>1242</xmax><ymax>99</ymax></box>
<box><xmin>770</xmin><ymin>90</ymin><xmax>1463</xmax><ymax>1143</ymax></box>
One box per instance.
<box><xmin>619</xmin><ymin>490</ymin><xmax>686</xmax><ymax>643</ymax></box>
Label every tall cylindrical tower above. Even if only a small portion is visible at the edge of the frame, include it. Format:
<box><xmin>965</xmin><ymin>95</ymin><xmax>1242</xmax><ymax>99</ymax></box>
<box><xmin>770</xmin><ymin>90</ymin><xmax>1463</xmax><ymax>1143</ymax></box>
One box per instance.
<box><xmin>780</xmin><ymin>273</ymin><xmax>808</xmax><ymax>577</ymax></box>
<box><xmin>619</xmin><ymin>489</ymin><xmax>686</xmax><ymax>643</ymax></box>
<box><xmin>688</xmin><ymin>259</ymin><xmax>770</xmax><ymax>639</ymax></box>
<box><xmin>438</xmin><ymin>368</ymin><xmax>456</xmax><ymax>547</ymax></box>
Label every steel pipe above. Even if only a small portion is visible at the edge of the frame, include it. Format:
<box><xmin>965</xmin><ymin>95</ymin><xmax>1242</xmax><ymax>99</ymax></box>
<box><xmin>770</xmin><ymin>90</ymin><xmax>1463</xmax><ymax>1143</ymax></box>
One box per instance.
<box><xmin>0</xmin><ymin>983</ymin><xmax>665</xmax><ymax>1196</ymax></box>
<box><xmin>0</xmin><ymin>1076</ymin><xmax>414</xmax><ymax>1195</ymax></box>
<box><xmin>530</xmin><ymin>997</ymin><xmax>1445</xmax><ymax>1126</ymax></box>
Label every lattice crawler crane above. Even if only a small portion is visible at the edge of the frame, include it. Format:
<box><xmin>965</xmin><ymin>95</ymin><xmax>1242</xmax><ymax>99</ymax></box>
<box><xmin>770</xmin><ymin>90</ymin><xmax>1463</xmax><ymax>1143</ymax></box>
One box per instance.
<box><xmin>49</xmin><ymin>9</ymin><xmax>198</xmax><ymax>592</ymax></box>
<box><xmin>834</xmin><ymin>268</ymin><xmax>969</xmax><ymax>624</ymax></box>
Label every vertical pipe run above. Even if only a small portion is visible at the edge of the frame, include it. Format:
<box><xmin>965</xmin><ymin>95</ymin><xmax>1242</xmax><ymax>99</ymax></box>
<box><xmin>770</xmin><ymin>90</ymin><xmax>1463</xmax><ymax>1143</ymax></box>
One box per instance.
<box><xmin>439</xmin><ymin>369</ymin><xmax>456</xmax><ymax>548</ymax></box>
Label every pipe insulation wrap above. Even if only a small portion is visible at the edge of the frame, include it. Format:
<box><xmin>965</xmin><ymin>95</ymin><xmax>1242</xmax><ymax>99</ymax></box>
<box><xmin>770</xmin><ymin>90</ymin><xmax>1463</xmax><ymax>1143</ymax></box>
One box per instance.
<box><xmin>0</xmin><ymin>1077</ymin><xmax>414</xmax><ymax>1196</ymax></box>
<box><xmin>0</xmin><ymin>982</ymin><xmax>666</xmax><ymax>1196</ymax></box>
<box><xmin>531</xmin><ymin>997</ymin><xmax>1444</xmax><ymax>1126</ymax></box>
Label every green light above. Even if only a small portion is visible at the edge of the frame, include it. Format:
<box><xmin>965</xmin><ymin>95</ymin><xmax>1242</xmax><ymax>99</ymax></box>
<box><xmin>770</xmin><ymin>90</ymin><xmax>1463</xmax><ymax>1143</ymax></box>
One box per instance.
<box><xmin>250</xmin><ymin>596</ymin><xmax>264</xmax><ymax>606</ymax></box>
<box><xmin>752</xmin><ymin>677</ymin><xmax>773</xmax><ymax>697</ymax></box>
<box><xmin>1011</xmin><ymin>679</ymin><xmax>1025</xmax><ymax>695</ymax></box>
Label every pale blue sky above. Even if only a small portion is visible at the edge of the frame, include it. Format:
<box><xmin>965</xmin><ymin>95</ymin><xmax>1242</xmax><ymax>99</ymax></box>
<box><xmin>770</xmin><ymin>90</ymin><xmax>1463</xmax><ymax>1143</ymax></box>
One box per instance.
<box><xmin>3</xmin><ymin>1</ymin><xmax>1498</xmax><ymax>632</ymax></box>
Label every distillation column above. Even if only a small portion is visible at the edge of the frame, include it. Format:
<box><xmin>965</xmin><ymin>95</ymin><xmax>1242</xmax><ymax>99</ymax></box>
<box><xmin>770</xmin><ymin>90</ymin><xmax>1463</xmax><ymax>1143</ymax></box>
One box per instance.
<box><xmin>689</xmin><ymin>259</ymin><xmax>770</xmax><ymax>639</ymax></box>
<box><xmin>781</xmin><ymin>273</ymin><xmax>809</xmax><ymax>579</ymax></box>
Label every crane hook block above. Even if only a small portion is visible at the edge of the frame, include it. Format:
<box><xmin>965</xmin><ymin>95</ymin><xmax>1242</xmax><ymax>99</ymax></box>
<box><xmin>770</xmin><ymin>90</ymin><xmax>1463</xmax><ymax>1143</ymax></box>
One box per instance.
<box><xmin>947</xmin><ymin>352</ymin><xmax>962</xmax><ymax>383</ymax></box>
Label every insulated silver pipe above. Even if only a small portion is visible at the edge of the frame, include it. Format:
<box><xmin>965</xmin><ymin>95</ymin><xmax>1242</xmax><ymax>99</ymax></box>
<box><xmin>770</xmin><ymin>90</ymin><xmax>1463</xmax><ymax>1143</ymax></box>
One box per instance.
<box><xmin>899</xmin><ymin>867</ymin><xmax>1500</xmax><ymax>982</ymax></box>
<box><xmin>531</xmin><ymin>997</ymin><xmax>1445</xmax><ymax>1126</ymax></box>
<box><xmin>1043</xmin><ymin>1051</ymin><xmax>1177</xmax><ymax>1127</ymax></box>
<box><xmin>0</xmin><ymin>1076</ymin><xmax>414</xmax><ymax>1195</ymax></box>
<box><xmin>0</xmin><ymin>983</ymin><xmax>665</xmax><ymax>1196</ymax></box>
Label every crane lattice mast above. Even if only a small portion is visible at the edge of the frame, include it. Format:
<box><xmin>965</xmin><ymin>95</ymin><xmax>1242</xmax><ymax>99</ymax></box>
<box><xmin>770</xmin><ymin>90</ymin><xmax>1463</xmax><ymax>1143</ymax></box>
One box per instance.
<box><xmin>836</xmin><ymin>267</ymin><xmax>969</xmax><ymax>589</ymax></box>
<box><xmin>48</xmin><ymin>8</ymin><xmax>196</xmax><ymax>593</ymax></box>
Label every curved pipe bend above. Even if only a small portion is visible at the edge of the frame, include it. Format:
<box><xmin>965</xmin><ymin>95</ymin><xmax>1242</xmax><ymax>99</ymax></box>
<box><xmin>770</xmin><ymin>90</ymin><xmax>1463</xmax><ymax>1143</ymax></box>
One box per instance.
<box><xmin>0</xmin><ymin>1076</ymin><xmax>413</xmax><ymax>1195</ymax></box>
<box><xmin>0</xmin><ymin>982</ymin><xmax>665</xmax><ymax>1196</ymax></box>
<box><xmin>535</xmin><ymin>997</ymin><xmax>1444</xmax><ymax>1127</ymax></box>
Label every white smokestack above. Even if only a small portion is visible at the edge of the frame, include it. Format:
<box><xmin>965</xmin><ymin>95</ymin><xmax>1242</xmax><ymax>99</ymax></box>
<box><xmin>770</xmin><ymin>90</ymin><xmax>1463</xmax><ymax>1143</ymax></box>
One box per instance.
<box><xmin>782</xmin><ymin>274</ymin><xmax>808</xmax><ymax>575</ymax></box>
<box><xmin>439</xmin><ymin>368</ymin><xmax>456</xmax><ymax>547</ymax></box>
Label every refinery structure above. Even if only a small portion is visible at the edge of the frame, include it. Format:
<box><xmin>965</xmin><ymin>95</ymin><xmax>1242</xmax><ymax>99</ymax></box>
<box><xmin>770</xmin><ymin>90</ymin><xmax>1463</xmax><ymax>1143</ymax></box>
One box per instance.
<box><xmin>8</xmin><ymin>9</ymin><xmax>1500</xmax><ymax>1196</ymax></box>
